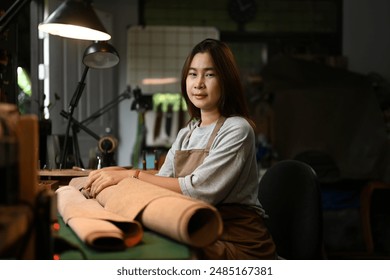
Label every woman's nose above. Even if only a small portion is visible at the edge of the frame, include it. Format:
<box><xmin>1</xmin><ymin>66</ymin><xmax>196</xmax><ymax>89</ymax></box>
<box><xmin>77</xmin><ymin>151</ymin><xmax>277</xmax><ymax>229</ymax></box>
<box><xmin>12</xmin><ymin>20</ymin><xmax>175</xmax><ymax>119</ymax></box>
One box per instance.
<box><xmin>195</xmin><ymin>77</ymin><xmax>205</xmax><ymax>89</ymax></box>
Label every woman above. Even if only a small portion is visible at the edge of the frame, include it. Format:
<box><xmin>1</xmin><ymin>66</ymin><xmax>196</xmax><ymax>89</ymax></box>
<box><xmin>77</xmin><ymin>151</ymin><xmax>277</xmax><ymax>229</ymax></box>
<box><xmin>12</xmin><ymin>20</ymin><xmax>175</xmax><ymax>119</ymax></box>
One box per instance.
<box><xmin>85</xmin><ymin>38</ymin><xmax>276</xmax><ymax>259</ymax></box>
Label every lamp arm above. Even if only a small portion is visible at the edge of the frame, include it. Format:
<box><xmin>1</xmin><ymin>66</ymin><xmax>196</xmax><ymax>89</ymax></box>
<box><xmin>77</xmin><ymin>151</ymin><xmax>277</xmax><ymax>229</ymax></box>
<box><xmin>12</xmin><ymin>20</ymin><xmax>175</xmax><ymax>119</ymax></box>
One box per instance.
<box><xmin>60</xmin><ymin>65</ymin><xmax>89</xmax><ymax>168</ymax></box>
<box><xmin>80</xmin><ymin>89</ymin><xmax>132</xmax><ymax>126</ymax></box>
<box><xmin>69</xmin><ymin>66</ymin><xmax>90</xmax><ymax>113</ymax></box>
<box><xmin>60</xmin><ymin>111</ymin><xmax>100</xmax><ymax>141</ymax></box>
<box><xmin>0</xmin><ymin>0</ymin><xmax>30</xmax><ymax>34</ymax></box>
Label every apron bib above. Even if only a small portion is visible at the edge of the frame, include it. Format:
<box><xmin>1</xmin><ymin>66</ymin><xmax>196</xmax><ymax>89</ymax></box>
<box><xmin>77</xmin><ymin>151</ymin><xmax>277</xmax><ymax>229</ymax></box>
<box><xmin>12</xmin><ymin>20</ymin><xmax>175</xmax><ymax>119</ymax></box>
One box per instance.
<box><xmin>174</xmin><ymin>117</ymin><xmax>225</xmax><ymax>177</ymax></box>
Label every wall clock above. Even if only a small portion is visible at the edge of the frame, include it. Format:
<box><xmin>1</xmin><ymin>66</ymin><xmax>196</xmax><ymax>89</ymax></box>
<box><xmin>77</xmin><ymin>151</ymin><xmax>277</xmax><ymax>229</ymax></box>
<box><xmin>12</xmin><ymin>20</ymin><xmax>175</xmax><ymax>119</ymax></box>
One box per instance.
<box><xmin>228</xmin><ymin>0</ymin><xmax>258</xmax><ymax>24</ymax></box>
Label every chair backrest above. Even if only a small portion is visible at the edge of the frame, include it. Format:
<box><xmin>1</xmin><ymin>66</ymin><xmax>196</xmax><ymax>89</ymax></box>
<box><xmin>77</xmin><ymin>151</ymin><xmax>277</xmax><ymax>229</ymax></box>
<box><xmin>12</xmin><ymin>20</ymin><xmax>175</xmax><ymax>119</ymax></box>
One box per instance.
<box><xmin>293</xmin><ymin>150</ymin><xmax>340</xmax><ymax>183</ymax></box>
<box><xmin>258</xmin><ymin>160</ymin><xmax>324</xmax><ymax>259</ymax></box>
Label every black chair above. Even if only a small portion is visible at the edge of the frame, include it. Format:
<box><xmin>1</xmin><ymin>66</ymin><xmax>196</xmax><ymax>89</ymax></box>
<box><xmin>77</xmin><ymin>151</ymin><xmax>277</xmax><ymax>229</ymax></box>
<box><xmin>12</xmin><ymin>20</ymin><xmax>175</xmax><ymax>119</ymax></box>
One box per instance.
<box><xmin>258</xmin><ymin>160</ymin><xmax>325</xmax><ymax>259</ymax></box>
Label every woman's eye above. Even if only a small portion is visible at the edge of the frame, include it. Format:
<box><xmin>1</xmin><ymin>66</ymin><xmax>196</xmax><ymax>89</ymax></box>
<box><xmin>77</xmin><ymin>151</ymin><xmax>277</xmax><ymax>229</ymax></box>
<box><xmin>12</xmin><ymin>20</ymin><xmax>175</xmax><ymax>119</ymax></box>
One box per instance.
<box><xmin>188</xmin><ymin>72</ymin><xmax>196</xmax><ymax>77</ymax></box>
<box><xmin>205</xmin><ymin>72</ymin><xmax>216</xmax><ymax>78</ymax></box>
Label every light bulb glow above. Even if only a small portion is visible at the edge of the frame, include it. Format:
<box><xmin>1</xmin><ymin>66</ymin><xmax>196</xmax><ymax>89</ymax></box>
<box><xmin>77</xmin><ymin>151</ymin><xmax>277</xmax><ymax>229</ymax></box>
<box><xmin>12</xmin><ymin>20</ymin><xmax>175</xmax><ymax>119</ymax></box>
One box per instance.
<box><xmin>38</xmin><ymin>23</ymin><xmax>111</xmax><ymax>41</ymax></box>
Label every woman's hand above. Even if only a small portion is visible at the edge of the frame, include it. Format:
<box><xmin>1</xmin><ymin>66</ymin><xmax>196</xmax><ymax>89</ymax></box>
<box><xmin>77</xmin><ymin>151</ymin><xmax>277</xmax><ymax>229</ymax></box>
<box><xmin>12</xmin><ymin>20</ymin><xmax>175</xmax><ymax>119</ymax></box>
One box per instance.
<box><xmin>83</xmin><ymin>166</ymin><xmax>131</xmax><ymax>197</ymax></box>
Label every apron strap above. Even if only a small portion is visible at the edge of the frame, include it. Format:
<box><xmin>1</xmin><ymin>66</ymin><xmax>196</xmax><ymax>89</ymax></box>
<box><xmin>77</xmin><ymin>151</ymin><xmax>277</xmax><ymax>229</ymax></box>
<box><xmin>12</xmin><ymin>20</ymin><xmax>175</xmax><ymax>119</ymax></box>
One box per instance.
<box><xmin>205</xmin><ymin>117</ymin><xmax>226</xmax><ymax>151</ymax></box>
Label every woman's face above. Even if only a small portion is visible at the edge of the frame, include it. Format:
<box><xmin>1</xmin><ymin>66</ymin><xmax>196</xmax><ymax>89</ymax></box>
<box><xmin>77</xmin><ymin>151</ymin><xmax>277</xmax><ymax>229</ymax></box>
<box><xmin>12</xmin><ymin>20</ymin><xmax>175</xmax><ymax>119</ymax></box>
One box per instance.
<box><xmin>186</xmin><ymin>52</ymin><xmax>221</xmax><ymax>114</ymax></box>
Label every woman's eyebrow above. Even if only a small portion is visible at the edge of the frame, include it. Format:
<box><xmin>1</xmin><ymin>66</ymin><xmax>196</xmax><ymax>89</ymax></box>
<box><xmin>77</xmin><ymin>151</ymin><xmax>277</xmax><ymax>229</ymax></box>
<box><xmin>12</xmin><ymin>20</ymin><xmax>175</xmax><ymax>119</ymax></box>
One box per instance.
<box><xmin>189</xmin><ymin>66</ymin><xmax>215</xmax><ymax>71</ymax></box>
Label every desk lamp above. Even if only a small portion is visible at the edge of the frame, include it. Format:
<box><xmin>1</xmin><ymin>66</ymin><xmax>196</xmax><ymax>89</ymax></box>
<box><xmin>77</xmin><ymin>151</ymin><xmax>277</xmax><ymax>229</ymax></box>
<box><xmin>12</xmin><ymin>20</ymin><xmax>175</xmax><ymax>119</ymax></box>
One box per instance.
<box><xmin>38</xmin><ymin>0</ymin><xmax>111</xmax><ymax>41</ymax></box>
<box><xmin>38</xmin><ymin>0</ymin><xmax>119</xmax><ymax>168</ymax></box>
<box><xmin>59</xmin><ymin>41</ymin><xmax>119</xmax><ymax>168</ymax></box>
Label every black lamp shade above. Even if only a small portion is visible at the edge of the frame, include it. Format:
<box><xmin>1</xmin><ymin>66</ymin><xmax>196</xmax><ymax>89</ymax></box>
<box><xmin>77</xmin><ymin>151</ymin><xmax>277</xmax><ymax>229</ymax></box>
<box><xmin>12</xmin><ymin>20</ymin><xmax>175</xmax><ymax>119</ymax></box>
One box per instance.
<box><xmin>38</xmin><ymin>0</ymin><xmax>111</xmax><ymax>41</ymax></box>
<box><xmin>83</xmin><ymin>41</ymin><xmax>119</xmax><ymax>69</ymax></box>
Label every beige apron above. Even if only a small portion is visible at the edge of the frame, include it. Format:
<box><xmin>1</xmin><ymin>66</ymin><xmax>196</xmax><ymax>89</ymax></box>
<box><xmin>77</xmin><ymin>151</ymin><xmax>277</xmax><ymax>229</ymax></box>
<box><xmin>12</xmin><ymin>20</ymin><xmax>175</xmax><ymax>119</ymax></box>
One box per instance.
<box><xmin>174</xmin><ymin>117</ymin><xmax>276</xmax><ymax>259</ymax></box>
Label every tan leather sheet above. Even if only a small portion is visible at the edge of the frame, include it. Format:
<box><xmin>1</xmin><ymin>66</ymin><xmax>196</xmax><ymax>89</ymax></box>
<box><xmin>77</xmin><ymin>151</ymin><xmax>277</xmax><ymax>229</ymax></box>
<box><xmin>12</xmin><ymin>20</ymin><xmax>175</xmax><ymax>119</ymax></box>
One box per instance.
<box><xmin>59</xmin><ymin>176</ymin><xmax>222</xmax><ymax>249</ymax></box>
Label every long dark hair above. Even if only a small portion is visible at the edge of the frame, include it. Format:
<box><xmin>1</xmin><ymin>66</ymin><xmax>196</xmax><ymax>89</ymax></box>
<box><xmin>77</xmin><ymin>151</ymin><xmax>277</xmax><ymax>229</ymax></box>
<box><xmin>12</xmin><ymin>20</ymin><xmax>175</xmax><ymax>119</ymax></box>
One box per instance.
<box><xmin>180</xmin><ymin>38</ymin><xmax>255</xmax><ymax>129</ymax></box>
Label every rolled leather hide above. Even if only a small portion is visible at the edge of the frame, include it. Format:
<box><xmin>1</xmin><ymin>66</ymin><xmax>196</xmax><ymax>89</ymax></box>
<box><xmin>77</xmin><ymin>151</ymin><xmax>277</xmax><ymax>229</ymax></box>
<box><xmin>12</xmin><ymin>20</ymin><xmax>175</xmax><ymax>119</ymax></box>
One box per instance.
<box><xmin>65</xmin><ymin>176</ymin><xmax>223</xmax><ymax>248</ymax></box>
<box><xmin>97</xmin><ymin>177</ymin><xmax>223</xmax><ymax>248</ymax></box>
